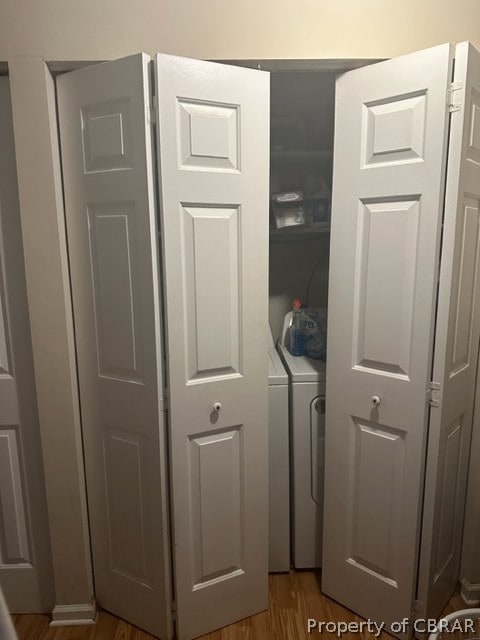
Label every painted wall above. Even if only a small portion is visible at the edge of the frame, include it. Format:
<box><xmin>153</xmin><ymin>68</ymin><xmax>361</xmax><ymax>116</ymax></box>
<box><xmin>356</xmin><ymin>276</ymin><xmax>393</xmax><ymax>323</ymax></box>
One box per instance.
<box><xmin>1</xmin><ymin>0</ymin><xmax>480</xmax><ymax>62</ymax></box>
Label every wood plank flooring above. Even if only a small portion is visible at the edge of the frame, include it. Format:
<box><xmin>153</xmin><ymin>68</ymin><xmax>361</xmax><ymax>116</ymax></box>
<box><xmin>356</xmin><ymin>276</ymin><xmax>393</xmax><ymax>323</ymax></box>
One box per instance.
<box><xmin>12</xmin><ymin>571</ymin><xmax>467</xmax><ymax>640</ymax></box>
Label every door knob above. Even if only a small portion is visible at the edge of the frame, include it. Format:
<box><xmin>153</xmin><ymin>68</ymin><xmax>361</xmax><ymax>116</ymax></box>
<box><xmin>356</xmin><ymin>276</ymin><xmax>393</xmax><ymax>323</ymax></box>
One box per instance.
<box><xmin>212</xmin><ymin>402</ymin><xmax>222</xmax><ymax>412</ymax></box>
<box><xmin>371</xmin><ymin>395</ymin><xmax>381</xmax><ymax>406</ymax></box>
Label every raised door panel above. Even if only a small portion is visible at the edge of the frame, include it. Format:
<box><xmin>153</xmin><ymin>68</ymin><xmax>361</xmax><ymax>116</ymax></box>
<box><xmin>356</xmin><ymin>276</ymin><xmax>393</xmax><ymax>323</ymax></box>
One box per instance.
<box><xmin>0</xmin><ymin>428</ymin><xmax>30</xmax><ymax>565</ymax></box>
<box><xmin>177</xmin><ymin>99</ymin><xmax>239</xmax><ymax>171</ymax></box>
<box><xmin>349</xmin><ymin>420</ymin><xmax>405</xmax><ymax>585</ymax></box>
<box><xmin>448</xmin><ymin>199</ymin><xmax>479</xmax><ymax>376</ymax></box>
<box><xmin>181</xmin><ymin>205</ymin><xmax>241</xmax><ymax>381</ymax></box>
<box><xmin>0</xmin><ymin>279</ymin><xmax>10</xmax><ymax>376</ymax></box>
<box><xmin>82</xmin><ymin>99</ymin><xmax>134</xmax><ymax>172</ymax></box>
<box><xmin>189</xmin><ymin>428</ymin><xmax>243</xmax><ymax>587</ymax></box>
<box><xmin>434</xmin><ymin>419</ymin><xmax>462</xmax><ymax>582</ymax></box>
<box><xmin>354</xmin><ymin>199</ymin><xmax>419</xmax><ymax>377</ymax></box>
<box><xmin>103</xmin><ymin>427</ymin><xmax>151</xmax><ymax>587</ymax></box>
<box><xmin>88</xmin><ymin>204</ymin><xmax>143</xmax><ymax>382</ymax></box>
<box><xmin>362</xmin><ymin>91</ymin><xmax>427</xmax><ymax>167</ymax></box>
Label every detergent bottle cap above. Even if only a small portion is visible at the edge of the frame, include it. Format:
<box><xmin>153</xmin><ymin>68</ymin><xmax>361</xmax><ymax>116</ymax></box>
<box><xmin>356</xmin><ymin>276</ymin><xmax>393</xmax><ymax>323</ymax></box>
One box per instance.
<box><xmin>292</xmin><ymin>298</ymin><xmax>301</xmax><ymax>310</ymax></box>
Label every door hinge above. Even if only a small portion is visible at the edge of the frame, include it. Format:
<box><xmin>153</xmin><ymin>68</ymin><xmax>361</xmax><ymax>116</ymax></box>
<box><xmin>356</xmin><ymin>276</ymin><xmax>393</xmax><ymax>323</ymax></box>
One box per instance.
<box><xmin>171</xmin><ymin>600</ymin><xmax>177</xmax><ymax>620</ymax></box>
<box><xmin>448</xmin><ymin>81</ymin><xmax>463</xmax><ymax>112</ymax></box>
<box><xmin>148</xmin><ymin>94</ymin><xmax>157</xmax><ymax>123</ymax></box>
<box><xmin>427</xmin><ymin>381</ymin><xmax>441</xmax><ymax>407</ymax></box>
<box><xmin>159</xmin><ymin>395</ymin><xmax>168</xmax><ymax>411</ymax></box>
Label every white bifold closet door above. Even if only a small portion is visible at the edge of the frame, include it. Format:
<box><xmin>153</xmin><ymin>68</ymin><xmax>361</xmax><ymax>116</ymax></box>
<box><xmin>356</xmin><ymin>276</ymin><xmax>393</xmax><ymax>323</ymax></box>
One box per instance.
<box><xmin>58</xmin><ymin>53</ymin><xmax>269</xmax><ymax>640</ymax></box>
<box><xmin>58</xmin><ymin>54</ymin><xmax>173</xmax><ymax>639</ymax></box>
<box><xmin>323</xmin><ymin>41</ymin><xmax>480</xmax><ymax>634</ymax></box>
<box><xmin>154</xmin><ymin>54</ymin><xmax>269</xmax><ymax>640</ymax></box>
<box><xmin>417</xmin><ymin>40</ymin><xmax>480</xmax><ymax>622</ymax></box>
<box><xmin>0</xmin><ymin>79</ymin><xmax>53</xmax><ymax>613</ymax></box>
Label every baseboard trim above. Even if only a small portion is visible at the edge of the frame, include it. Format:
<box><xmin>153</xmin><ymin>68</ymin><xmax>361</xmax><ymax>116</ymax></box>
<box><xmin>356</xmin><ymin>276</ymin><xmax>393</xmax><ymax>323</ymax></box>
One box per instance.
<box><xmin>460</xmin><ymin>578</ymin><xmax>480</xmax><ymax>606</ymax></box>
<box><xmin>50</xmin><ymin>601</ymin><xmax>97</xmax><ymax>626</ymax></box>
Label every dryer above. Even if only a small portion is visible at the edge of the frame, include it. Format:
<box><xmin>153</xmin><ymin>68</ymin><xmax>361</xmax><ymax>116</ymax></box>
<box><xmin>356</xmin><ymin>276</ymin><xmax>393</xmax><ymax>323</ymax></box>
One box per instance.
<box><xmin>277</xmin><ymin>313</ymin><xmax>326</xmax><ymax>569</ymax></box>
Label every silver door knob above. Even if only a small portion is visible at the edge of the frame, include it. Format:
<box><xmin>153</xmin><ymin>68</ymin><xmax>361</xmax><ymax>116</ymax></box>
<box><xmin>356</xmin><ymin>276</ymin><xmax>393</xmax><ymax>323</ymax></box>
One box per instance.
<box><xmin>371</xmin><ymin>395</ymin><xmax>381</xmax><ymax>406</ymax></box>
<box><xmin>212</xmin><ymin>402</ymin><xmax>222</xmax><ymax>412</ymax></box>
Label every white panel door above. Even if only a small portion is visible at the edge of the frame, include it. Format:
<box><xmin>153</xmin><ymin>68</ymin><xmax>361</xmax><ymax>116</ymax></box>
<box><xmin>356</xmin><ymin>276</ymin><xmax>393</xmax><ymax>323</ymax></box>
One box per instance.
<box><xmin>0</xmin><ymin>79</ymin><xmax>53</xmax><ymax>612</ymax></box>
<box><xmin>155</xmin><ymin>54</ymin><xmax>269</xmax><ymax>640</ymax></box>
<box><xmin>323</xmin><ymin>44</ymin><xmax>453</xmax><ymax>632</ymax></box>
<box><xmin>57</xmin><ymin>55</ymin><xmax>172</xmax><ymax>638</ymax></box>
<box><xmin>417</xmin><ymin>41</ymin><xmax>480</xmax><ymax>620</ymax></box>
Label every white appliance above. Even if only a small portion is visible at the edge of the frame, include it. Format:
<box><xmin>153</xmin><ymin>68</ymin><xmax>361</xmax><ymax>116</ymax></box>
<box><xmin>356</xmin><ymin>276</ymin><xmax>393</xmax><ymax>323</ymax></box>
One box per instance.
<box><xmin>277</xmin><ymin>312</ymin><xmax>326</xmax><ymax>569</ymax></box>
<box><xmin>267</xmin><ymin>328</ymin><xmax>290</xmax><ymax>572</ymax></box>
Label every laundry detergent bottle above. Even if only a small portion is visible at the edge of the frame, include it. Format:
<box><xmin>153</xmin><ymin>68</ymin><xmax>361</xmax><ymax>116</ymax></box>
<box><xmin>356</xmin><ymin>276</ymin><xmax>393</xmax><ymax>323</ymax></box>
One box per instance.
<box><xmin>289</xmin><ymin>298</ymin><xmax>305</xmax><ymax>356</ymax></box>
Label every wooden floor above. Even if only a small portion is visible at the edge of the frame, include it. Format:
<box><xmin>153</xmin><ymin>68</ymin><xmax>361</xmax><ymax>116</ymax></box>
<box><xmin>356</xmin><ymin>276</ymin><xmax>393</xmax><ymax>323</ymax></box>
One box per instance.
<box><xmin>12</xmin><ymin>571</ymin><xmax>466</xmax><ymax>640</ymax></box>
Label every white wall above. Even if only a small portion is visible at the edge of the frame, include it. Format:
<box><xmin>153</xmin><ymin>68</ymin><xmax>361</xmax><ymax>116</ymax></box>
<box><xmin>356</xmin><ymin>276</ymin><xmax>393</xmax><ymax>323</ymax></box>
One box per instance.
<box><xmin>1</xmin><ymin>0</ymin><xmax>480</xmax><ymax>62</ymax></box>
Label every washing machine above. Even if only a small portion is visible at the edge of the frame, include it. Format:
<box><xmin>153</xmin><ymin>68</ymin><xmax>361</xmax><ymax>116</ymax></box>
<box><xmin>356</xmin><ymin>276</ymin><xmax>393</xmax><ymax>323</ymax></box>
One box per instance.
<box><xmin>277</xmin><ymin>312</ymin><xmax>326</xmax><ymax>569</ymax></box>
<box><xmin>268</xmin><ymin>328</ymin><xmax>290</xmax><ymax>572</ymax></box>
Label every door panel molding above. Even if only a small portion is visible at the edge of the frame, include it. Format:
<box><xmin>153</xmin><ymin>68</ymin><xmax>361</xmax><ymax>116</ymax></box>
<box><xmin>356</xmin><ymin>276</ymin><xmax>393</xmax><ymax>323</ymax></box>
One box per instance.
<box><xmin>0</xmin><ymin>426</ymin><xmax>31</xmax><ymax>565</ymax></box>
